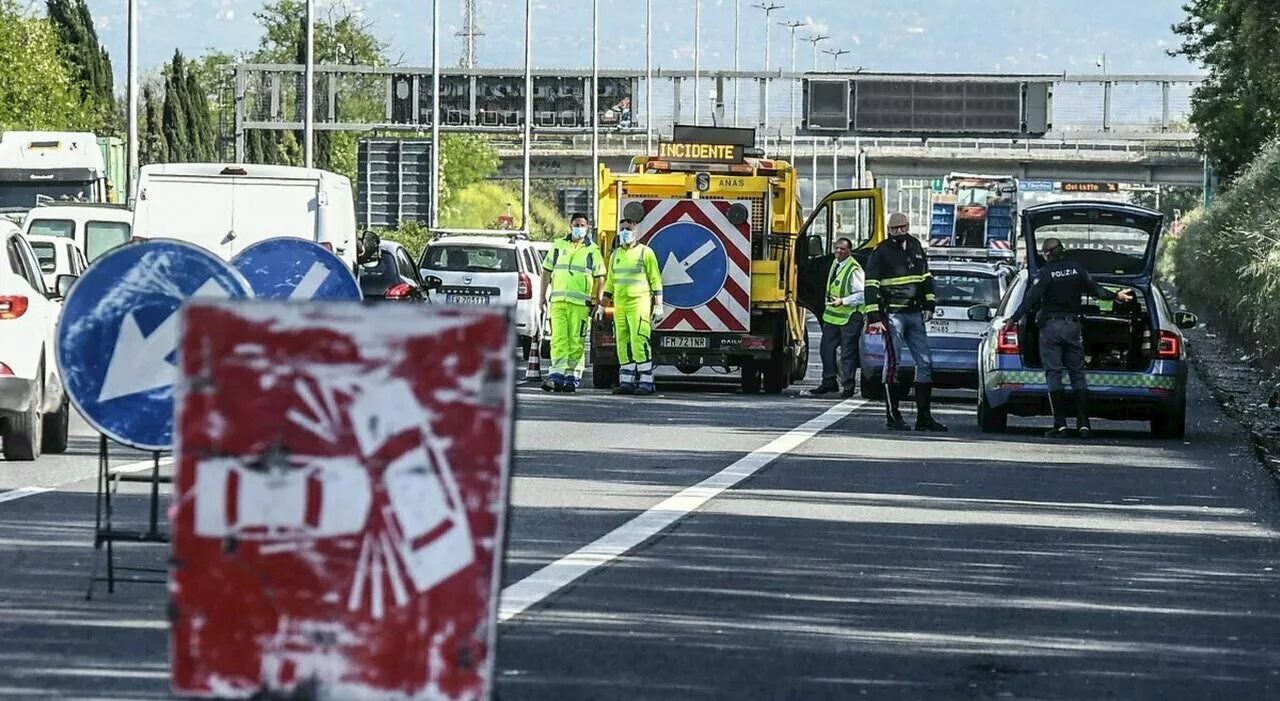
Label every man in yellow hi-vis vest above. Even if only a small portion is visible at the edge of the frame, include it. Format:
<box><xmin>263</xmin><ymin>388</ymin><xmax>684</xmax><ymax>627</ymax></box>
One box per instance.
<box><xmin>539</xmin><ymin>213</ymin><xmax>605</xmax><ymax>393</ymax></box>
<box><xmin>599</xmin><ymin>217</ymin><xmax>664</xmax><ymax>395</ymax></box>
<box><xmin>811</xmin><ymin>236</ymin><xmax>865</xmax><ymax>399</ymax></box>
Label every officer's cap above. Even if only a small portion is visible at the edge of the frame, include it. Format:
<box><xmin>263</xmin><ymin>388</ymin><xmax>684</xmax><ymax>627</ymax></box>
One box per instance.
<box><xmin>1041</xmin><ymin>237</ymin><xmax>1064</xmax><ymax>253</ymax></box>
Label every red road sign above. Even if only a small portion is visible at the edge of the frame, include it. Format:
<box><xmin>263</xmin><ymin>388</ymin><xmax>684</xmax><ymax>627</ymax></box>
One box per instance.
<box><xmin>170</xmin><ymin>300</ymin><xmax>514</xmax><ymax>700</ymax></box>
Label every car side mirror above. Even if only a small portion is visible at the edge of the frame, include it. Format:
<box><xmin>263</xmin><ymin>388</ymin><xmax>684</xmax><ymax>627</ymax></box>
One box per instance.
<box><xmin>967</xmin><ymin>305</ymin><xmax>992</xmax><ymax>322</ymax></box>
<box><xmin>805</xmin><ymin>234</ymin><xmax>824</xmax><ymax>258</ymax></box>
<box><xmin>54</xmin><ymin>274</ymin><xmax>78</xmax><ymax>299</ymax></box>
<box><xmin>423</xmin><ymin>275</ymin><xmax>442</xmax><ymax>290</ymax></box>
<box><xmin>1174</xmin><ymin>310</ymin><xmax>1198</xmax><ymax>329</ymax></box>
<box><xmin>358</xmin><ymin>231</ymin><xmax>381</xmax><ymax>263</ymax></box>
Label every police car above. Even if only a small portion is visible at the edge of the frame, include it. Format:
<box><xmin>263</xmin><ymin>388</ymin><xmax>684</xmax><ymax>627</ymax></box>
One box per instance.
<box><xmin>859</xmin><ymin>250</ymin><xmax>1017</xmax><ymax>399</ymax></box>
<box><xmin>976</xmin><ymin>200</ymin><xmax>1198</xmax><ymax>438</ymax></box>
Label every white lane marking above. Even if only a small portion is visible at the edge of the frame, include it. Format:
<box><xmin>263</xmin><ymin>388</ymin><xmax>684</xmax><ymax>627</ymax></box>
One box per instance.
<box><xmin>497</xmin><ymin>397</ymin><xmax>870</xmax><ymax>622</ymax></box>
<box><xmin>0</xmin><ymin>455</ymin><xmax>174</xmax><ymax>506</ymax></box>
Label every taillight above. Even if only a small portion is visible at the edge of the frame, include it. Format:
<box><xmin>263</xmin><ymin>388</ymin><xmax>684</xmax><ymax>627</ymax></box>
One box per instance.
<box><xmin>319</xmin><ymin>242</ymin><xmax>333</xmax><ymax>252</ymax></box>
<box><xmin>130</xmin><ymin>235</ymin><xmax>147</xmax><ymax>243</ymax></box>
<box><xmin>0</xmin><ymin>295</ymin><xmax>29</xmax><ymax>320</ymax></box>
<box><xmin>0</xmin><ymin>362</ymin><xmax>12</xmax><ymax>375</ymax></box>
<box><xmin>996</xmin><ymin>326</ymin><xmax>1020</xmax><ymax>354</ymax></box>
<box><xmin>517</xmin><ymin>272</ymin><xmax>532</xmax><ymax>300</ymax></box>
<box><xmin>1156</xmin><ymin>330</ymin><xmax>1181</xmax><ymax>359</ymax></box>
<box><xmin>385</xmin><ymin>283</ymin><xmax>412</xmax><ymax>299</ymax></box>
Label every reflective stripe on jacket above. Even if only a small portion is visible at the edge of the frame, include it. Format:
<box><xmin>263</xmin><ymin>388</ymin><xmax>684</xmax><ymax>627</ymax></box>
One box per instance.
<box><xmin>544</xmin><ymin>237</ymin><xmax>605</xmax><ymax>305</ymax></box>
<box><xmin>822</xmin><ymin>256</ymin><xmax>865</xmax><ymax>325</ymax></box>
<box><xmin>604</xmin><ymin>243</ymin><xmax>663</xmax><ymax>301</ymax></box>
<box><xmin>864</xmin><ymin>235</ymin><xmax>936</xmax><ymax>324</ymax></box>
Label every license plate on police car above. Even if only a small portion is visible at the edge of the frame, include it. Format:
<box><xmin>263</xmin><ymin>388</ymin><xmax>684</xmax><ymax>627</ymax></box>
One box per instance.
<box><xmin>446</xmin><ymin>294</ymin><xmax>490</xmax><ymax>305</ymax></box>
<box><xmin>928</xmin><ymin>320</ymin><xmax>954</xmax><ymax>335</ymax></box>
<box><xmin>661</xmin><ymin>335</ymin><xmax>709</xmax><ymax>349</ymax></box>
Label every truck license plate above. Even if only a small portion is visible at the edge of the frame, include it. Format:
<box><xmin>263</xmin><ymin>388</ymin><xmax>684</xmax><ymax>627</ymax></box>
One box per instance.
<box><xmin>446</xmin><ymin>294</ymin><xmax>490</xmax><ymax>305</ymax></box>
<box><xmin>928</xmin><ymin>320</ymin><xmax>954</xmax><ymax>335</ymax></box>
<box><xmin>661</xmin><ymin>335</ymin><xmax>709</xmax><ymax>349</ymax></box>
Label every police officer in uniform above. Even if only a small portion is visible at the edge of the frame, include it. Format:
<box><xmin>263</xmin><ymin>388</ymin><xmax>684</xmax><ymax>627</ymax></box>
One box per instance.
<box><xmin>1003</xmin><ymin>237</ymin><xmax>1134</xmax><ymax>437</ymax></box>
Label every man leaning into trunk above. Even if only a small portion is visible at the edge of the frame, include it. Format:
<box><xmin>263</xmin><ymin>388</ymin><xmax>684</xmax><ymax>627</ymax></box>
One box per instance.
<box><xmin>1003</xmin><ymin>236</ymin><xmax>1134</xmax><ymax>438</ymax></box>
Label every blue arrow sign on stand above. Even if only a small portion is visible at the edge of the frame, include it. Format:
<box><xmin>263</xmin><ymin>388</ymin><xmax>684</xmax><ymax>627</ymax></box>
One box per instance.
<box><xmin>231</xmin><ymin>237</ymin><xmax>362</xmax><ymax>301</ymax></box>
<box><xmin>646</xmin><ymin>222</ymin><xmax>729</xmax><ymax>310</ymax></box>
<box><xmin>56</xmin><ymin>239</ymin><xmax>254</xmax><ymax>451</ymax></box>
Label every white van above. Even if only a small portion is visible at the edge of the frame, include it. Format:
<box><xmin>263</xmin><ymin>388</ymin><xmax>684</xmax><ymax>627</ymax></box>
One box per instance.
<box><xmin>20</xmin><ymin>202</ymin><xmax>133</xmax><ymax>264</ymax></box>
<box><xmin>131</xmin><ymin>163</ymin><xmax>357</xmax><ymax>271</ymax></box>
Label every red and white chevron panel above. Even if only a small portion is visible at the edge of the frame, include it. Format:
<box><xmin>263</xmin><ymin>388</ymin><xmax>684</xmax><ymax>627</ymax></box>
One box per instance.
<box><xmin>989</xmin><ymin>239</ymin><xmax>1012</xmax><ymax>250</ymax></box>
<box><xmin>622</xmin><ymin>198</ymin><xmax>752</xmax><ymax>333</ymax></box>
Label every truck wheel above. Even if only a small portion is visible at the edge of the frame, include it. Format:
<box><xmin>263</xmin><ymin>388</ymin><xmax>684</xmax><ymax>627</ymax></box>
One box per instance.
<box><xmin>790</xmin><ymin>342</ymin><xmax>809</xmax><ymax>382</ymax></box>
<box><xmin>860</xmin><ymin>370</ymin><xmax>885</xmax><ymax>400</ymax></box>
<box><xmin>740</xmin><ymin>362</ymin><xmax>762</xmax><ymax>394</ymax></box>
<box><xmin>41</xmin><ymin>394</ymin><xmax>70</xmax><ymax>454</ymax></box>
<box><xmin>592</xmin><ymin>364</ymin><xmax>619</xmax><ymax>390</ymax></box>
<box><xmin>763</xmin><ymin>355</ymin><xmax>788</xmax><ymax>394</ymax></box>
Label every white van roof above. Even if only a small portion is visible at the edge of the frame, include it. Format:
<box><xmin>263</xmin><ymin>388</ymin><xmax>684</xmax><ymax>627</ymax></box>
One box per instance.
<box><xmin>23</xmin><ymin>202</ymin><xmax>132</xmax><ymax>223</ymax></box>
<box><xmin>139</xmin><ymin>162</ymin><xmax>350</xmax><ymax>184</ymax></box>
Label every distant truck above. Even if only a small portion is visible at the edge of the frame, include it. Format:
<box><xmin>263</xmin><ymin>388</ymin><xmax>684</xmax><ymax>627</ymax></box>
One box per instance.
<box><xmin>928</xmin><ymin>172</ymin><xmax>1019</xmax><ymax>258</ymax></box>
<box><xmin>0</xmin><ymin>131</ymin><xmax>112</xmax><ymax>214</ymax></box>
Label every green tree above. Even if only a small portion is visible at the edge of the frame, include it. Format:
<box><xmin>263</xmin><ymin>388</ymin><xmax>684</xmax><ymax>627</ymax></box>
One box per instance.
<box><xmin>1127</xmin><ymin>186</ymin><xmax>1204</xmax><ymax>227</ymax></box>
<box><xmin>45</xmin><ymin>0</ymin><xmax>116</xmax><ymax>132</ymax></box>
<box><xmin>0</xmin><ymin>0</ymin><xmax>92</xmax><ymax>131</ymax></box>
<box><xmin>139</xmin><ymin>81</ymin><xmax>168</xmax><ymax>165</ymax></box>
<box><xmin>1171</xmin><ymin>0</ymin><xmax>1280</xmax><ymax>181</ymax></box>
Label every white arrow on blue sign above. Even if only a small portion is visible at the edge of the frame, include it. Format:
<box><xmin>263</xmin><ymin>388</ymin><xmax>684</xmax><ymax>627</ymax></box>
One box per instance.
<box><xmin>647</xmin><ymin>222</ymin><xmax>729</xmax><ymax>310</ymax></box>
<box><xmin>55</xmin><ymin>239</ymin><xmax>254</xmax><ymax>451</ymax></box>
<box><xmin>231</xmin><ymin>237</ymin><xmax>363</xmax><ymax>301</ymax></box>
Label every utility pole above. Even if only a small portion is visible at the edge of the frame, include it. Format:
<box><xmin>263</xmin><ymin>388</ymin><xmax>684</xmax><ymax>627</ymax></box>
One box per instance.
<box><xmin>126</xmin><ymin>0</ymin><xmax>138</xmax><ymax>200</ymax></box>
<box><xmin>457</xmin><ymin>0</ymin><xmax>483</xmax><ymax>67</ymax></box>
<box><xmin>804</xmin><ymin>33</ymin><xmax>827</xmax><ymax>70</ymax></box>
<box><xmin>694</xmin><ymin>0</ymin><xmax>701</xmax><ymax>124</ymax></box>
<box><xmin>823</xmin><ymin>47</ymin><xmax>848</xmax><ymax>70</ymax></box>
<box><xmin>732</xmin><ymin>0</ymin><xmax>740</xmax><ymax>126</ymax></box>
<box><xmin>780</xmin><ymin>20</ymin><xmax>803</xmax><ymax>139</ymax></box>
<box><xmin>751</xmin><ymin>2</ymin><xmax>783</xmax><ymax>134</ymax></box>
<box><xmin>303</xmin><ymin>0</ymin><xmax>314</xmax><ymax>168</ymax></box>
<box><xmin>646</xmin><ymin>0</ymin><xmax>653</xmax><ymax>151</ymax></box>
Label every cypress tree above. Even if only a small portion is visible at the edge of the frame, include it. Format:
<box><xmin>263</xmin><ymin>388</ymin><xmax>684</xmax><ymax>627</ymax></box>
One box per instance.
<box><xmin>140</xmin><ymin>84</ymin><xmax>168</xmax><ymax>165</ymax></box>
<box><xmin>161</xmin><ymin>51</ymin><xmax>190</xmax><ymax>161</ymax></box>
<box><xmin>46</xmin><ymin>0</ymin><xmax>116</xmax><ymax>130</ymax></box>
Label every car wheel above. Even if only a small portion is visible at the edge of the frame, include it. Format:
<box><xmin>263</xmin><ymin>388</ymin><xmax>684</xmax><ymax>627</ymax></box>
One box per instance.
<box><xmin>1151</xmin><ymin>400</ymin><xmax>1186</xmax><ymax>439</ymax></box>
<box><xmin>41</xmin><ymin>393</ymin><xmax>70</xmax><ymax>454</ymax></box>
<box><xmin>3</xmin><ymin>365</ymin><xmax>44</xmax><ymax>462</ymax></box>
<box><xmin>977</xmin><ymin>387</ymin><xmax>1008</xmax><ymax>433</ymax></box>
<box><xmin>860</xmin><ymin>370</ymin><xmax>885</xmax><ymax>400</ymax></box>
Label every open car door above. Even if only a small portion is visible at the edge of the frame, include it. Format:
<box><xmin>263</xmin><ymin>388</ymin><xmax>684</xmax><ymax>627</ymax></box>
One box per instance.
<box><xmin>796</xmin><ymin>188</ymin><xmax>885</xmax><ymax>317</ymax></box>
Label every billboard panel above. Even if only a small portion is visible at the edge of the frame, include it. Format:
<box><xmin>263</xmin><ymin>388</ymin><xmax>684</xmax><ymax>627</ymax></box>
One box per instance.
<box><xmin>356</xmin><ymin>138</ymin><xmax>432</xmax><ymax>229</ymax></box>
<box><xmin>414</xmin><ymin>74</ymin><xmax>471</xmax><ymax>125</ymax></box>
<box><xmin>800</xmin><ymin>77</ymin><xmax>1047</xmax><ymax>137</ymax></box>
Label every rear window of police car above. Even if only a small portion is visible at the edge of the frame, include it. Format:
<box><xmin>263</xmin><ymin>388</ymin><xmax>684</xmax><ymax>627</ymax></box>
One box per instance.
<box><xmin>935</xmin><ymin>272</ymin><xmax>1002</xmax><ymax>307</ymax></box>
<box><xmin>422</xmin><ymin>245</ymin><xmax>518</xmax><ymax>273</ymax></box>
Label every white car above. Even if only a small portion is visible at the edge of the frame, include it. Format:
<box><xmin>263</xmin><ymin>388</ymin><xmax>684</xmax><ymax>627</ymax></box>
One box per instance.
<box><xmin>418</xmin><ymin>234</ymin><xmax>543</xmax><ymax>358</ymax></box>
<box><xmin>0</xmin><ymin>222</ymin><xmax>73</xmax><ymax>460</ymax></box>
<box><xmin>24</xmin><ymin>234</ymin><xmax>88</xmax><ymax>291</ymax></box>
<box><xmin>20</xmin><ymin>202</ymin><xmax>133</xmax><ymax>264</ymax></box>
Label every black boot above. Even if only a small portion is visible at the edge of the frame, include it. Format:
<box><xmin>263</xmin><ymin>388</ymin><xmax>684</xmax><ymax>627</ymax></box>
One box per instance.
<box><xmin>1074</xmin><ymin>390</ymin><xmax>1092</xmax><ymax>438</ymax></box>
<box><xmin>914</xmin><ymin>383</ymin><xmax>948</xmax><ymax>432</ymax></box>
<box><xmin>810</xmin><ymin>379</ymin><xmax>838</xmax><ymax>396</ymax></box>
<box><xmin>1045</xmin><ymin>389</ymin><xmax>1069</xmax><ymax>438</ymax></box>
<box><xmin>884</xmin><ymin>382</ymin><xmax>910</xmax><ymax>430</ymax></box>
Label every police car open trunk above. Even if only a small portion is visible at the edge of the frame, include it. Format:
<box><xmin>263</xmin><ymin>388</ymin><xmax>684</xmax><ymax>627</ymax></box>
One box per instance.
<box><xmin>1017</xmin><ymin>201</ymin><xmax>1164</xmax><ymax>372</ymax></box>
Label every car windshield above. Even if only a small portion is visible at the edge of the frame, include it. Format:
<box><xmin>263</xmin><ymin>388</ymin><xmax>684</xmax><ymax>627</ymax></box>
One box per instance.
<box><xmin>28</xmin><ymin>242</ymin><xmax>57</xmax><ymax>273</ymax></box>
<box><xmin>26</xmin><ymin>218</ymin><xmax>74</xmax><ymax>239</ymax></box>
<box><xmin>85</xmin><ymin>220</ymin><xmax>130</xmax><ymax>261</ymax></box>
<box><xmin>1034</xmin><ymin>224</ymin><xmax>1154</xmax><ymax>275</ymax></box>
<box><xmin>422</xmin><ymin>244</ymin><xmax>517</xmax><ymax>273</ymax></box>
<box><xmin>934</xmin><ymin>272</ymin><xmax>1002</xmax><ymax>307</ymax></box>
<box><xmin>0</xmin><ymin>183</ymin><xmax>93</xmax><ymax>209</ymax></box>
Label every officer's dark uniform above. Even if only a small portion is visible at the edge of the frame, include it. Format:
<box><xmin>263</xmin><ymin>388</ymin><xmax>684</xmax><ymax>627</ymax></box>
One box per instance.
<box><xmin>1006</xmin><ymin>237</ymin><xmax>1128</xmax><ymax>437</ymax></box>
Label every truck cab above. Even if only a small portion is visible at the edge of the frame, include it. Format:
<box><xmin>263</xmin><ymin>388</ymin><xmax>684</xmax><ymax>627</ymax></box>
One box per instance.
<box><xmin>0</xmin><ymin>132</ymin><xmax>109</xmax><ymax>214</ymax></box>
<box><xmin>590</xmin><ymin>124</ymin><xmax>885</xmax><ymax>394</ymax></box>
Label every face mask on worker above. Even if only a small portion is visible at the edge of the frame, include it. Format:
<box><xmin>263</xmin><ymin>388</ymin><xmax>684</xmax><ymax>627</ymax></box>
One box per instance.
<box><xmin>571</xmin><ymin>225</ymin><xmax>587</xmax><ymax>240</ymax></box>
<box><xmin>619</xmin><ymin>229</ymin><xmax>635</xmax><ymax>246</ymax></box>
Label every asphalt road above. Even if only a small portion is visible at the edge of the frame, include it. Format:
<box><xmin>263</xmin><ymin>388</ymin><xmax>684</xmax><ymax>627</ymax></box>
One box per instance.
<box><xmin>2</xmin><ymin>335</ymin><xmax>1280</xmax><ymax>699</ymax></box>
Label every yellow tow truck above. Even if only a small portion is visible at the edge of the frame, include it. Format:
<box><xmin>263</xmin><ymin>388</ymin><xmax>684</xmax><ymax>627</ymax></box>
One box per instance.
<box><xmin>590</xmin><ymin>125</ymin><xmax>886</xmax><ymax>393</ymax></box>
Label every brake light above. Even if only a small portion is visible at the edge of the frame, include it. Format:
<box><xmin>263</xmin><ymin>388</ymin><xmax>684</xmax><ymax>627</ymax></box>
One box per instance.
<box><xmin>0</xmin><ymin>362</ymin><xmax>12</xmax><ymax>375</ymax></box>
<box><xmin>385</xmin><ymin>283</ymin><xmax>412</xmax><ymax>299</ymax></box>
<box><xmin>130</xmin><ymin>235</ymin><xmax>147</xmax><ymax>243</ymax></box>
<box><xmin>0</xmin><ymin>295</ymin><xmax>29</xmax><ymax>320</ymax></box>
<box><xmin>996</xmin><ymin>327</ymin><xmax>1020</xmax><ymax>354</ymax></box>
<box><xmin>319</xmin><ymin>241</ymin><xmax>333</xmax><ymax>252</ymax></box>
<box><xmin>1156</xmin><ymin>330</ymin><xmax>1181</xmax><ymax>359</ymax></box>
<box><xmin>517</xmin><ymin>272</ymin><xmax>532</xmax><ymax>300</ymax></box>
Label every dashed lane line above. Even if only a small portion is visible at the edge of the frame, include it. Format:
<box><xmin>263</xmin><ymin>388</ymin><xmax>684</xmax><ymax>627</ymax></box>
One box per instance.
<box><xmin>0</xmin><ymin>456</ymin><xmax>173</xmax><ymax>505</ymax></box>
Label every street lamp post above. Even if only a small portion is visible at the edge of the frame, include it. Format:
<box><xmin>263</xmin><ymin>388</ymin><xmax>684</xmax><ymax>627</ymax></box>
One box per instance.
<box><xmin>592</xmin><ymin>0</ymin><xmax>599</xmax><ymax>221</ymax></box>
<box><xmin>779</xmin><ymin>19</ymin><xmax>803</xmax><ymax>142</ymax></box>
<box><xmin>751</xmin><ymin>3</ymin><xmax>783</xmax><ymax>136</ymax></box>
<box><xmin>804</xmin><ymin>32</ymin><xmax>827</xmax><ymax>70</ymax></box>
<box><xmin>823</xmin><ymin>47</ymin><xmax>849</xmax><ymax>69</ymax></box>
<box><xmin>733</xmin><ymin>0</ymin><xmax>740</xmax><ymax>126</ymax></box>
<box><xmin>126</xmin><ymin>0</ymin><xmax>138</xmax><ymax>201</ymax></box>
<box><xmin>694</xmin><ymin>0</ymin><xmax>701</xmax><ymax>124</ymax></box>
<box><xmin>646</xmin><ymin>0</ymin><xmax>653</xmax><ymax>152</ymax></box>
<box><xmin>303</xmin><ymin>0</ymin><xmax>314</xmax><ymax>168</ymax></box>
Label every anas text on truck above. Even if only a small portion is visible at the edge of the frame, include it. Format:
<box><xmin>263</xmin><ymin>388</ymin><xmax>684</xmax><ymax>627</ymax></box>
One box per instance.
<box><xmin>589</xmin><ymin>124</ymin><xmax>887</xmax><ymax>394</ymax></box>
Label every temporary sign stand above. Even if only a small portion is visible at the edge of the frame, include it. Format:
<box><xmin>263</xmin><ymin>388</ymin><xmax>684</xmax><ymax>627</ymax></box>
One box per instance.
<box><xmin>86</xmin><ymin>434</ymin><xmax>170</xmax><ymax>599</ymax></box>
<box><xmin>55</xmin><ymin>238</ymin><xmax>255</xmax><ymax>600</ymax></box>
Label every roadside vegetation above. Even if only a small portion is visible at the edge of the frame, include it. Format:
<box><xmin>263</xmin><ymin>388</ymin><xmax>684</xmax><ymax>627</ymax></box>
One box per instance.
<box><xmin>1158</xmin><ymin>2</ymin><xmax>1280</xmax><ymax>363</ymax></box>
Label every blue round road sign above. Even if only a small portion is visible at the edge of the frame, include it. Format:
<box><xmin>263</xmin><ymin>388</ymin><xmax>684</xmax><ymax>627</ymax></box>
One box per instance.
<box><xmin>56</xmin><ymin>239</ymin><xmax>254</xmax><ymax>451</ymax></box>
<box><xmin>231</xmin><ymin>237</ymin><xmax>362</xmax><ymax>301</ymax></box>
<box><xmin>646</xmin><ymin>221</ymin><xmax>728</xmax><ymax>310</ymax></box>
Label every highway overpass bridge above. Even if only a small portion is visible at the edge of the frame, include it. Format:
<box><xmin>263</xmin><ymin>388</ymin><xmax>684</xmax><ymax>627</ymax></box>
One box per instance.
<box><xmin>490</xmin><ymin>133</ymin><xmax>1206</xmax><ymax>187</ymax></box>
